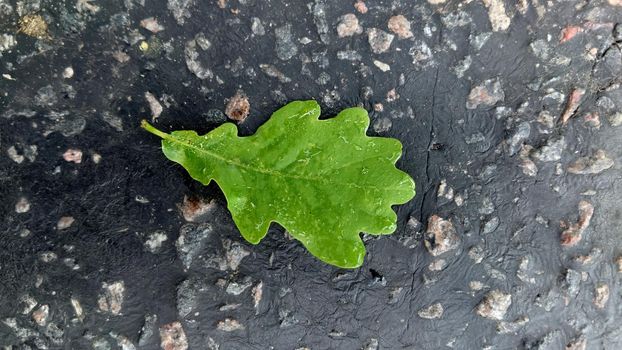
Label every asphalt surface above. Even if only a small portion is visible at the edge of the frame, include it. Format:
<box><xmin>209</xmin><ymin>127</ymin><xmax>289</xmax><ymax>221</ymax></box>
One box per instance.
<box><xmin>1</xmin><ymin>0</ymin><xmax>622</xmax><ymax>349</ymax></box>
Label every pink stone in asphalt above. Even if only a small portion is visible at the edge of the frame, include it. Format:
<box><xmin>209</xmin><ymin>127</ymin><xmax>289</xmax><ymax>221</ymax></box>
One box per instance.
<box><xmin>354</xmin><ymin>0</ymin><xmax>368</xmax><ymax>14</ymax></box>
<box><xmin>560</xmin><ymin>201</ymin><xmax>594</xmax><ymax>247</ymax></box>
<box><xmin>225</xmin><ymin>90</ymin><xmax>250</xmax><ymax>123</ymax></box>
<box><xmin>160</xmin><ymin>321</ymin><xmax>188</xmax><ymax>350</ymax></box>
<box><xmin>560</xmin><ymin>26</ymin><xmax>582</xmax><ymax>43</ymax></box>
<box><xmin>560</xmin><ymin>88</ymin><xmax>585</xmax><ymax>124</ymax></box>
<box><xmin>63</xmin><ymin>149</ymin><xmax>83</xmax><ymax>163</ymax></box>
<box><xmin>388</xmin><ymin>15</ymin><xmax>413</xmax><ymax>39</ymax></box>
<box><xmin>337</xmin><ymin>14</ymin><xmax>363</xmax><ymax>37</ymax></box>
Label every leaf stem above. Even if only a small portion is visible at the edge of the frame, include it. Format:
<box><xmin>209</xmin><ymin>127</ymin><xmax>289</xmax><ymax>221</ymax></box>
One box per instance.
<box><xmin>141</xmin><ymin>120</ymin><xmax>172</xmax><ymax>140</ymax></box>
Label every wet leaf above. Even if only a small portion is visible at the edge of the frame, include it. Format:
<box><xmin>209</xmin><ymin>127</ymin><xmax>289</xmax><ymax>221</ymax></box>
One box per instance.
<box><xmin>142</xmin><ymin>100</ymin><xmax>415</xmax><ymax>268</ymax></box>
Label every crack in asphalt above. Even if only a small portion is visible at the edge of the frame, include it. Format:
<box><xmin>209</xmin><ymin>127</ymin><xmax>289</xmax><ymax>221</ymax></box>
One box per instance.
<box><xmin>418</xmin><ymin>66</ymin><xmax>440</xmax><ymax>226</ymax></box>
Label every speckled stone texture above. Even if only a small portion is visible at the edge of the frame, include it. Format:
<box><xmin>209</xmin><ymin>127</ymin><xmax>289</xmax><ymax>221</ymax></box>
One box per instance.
<box><xmin>1</xmin><ymin>0</ymin><xmax>622</xmax><ymax>349</ymax></box>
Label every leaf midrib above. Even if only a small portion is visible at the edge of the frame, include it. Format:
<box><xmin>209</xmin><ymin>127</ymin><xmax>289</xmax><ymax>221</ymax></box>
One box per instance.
<box><xmin>168</xmin><ymin>132</ymin><xmax>406</xmax><ymax>193</ymax></box>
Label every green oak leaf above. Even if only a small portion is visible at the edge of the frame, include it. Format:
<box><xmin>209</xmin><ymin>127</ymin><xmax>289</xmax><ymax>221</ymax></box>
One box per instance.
<box><xmin>142</xmin><ymin>100</ymin><xmax>415</xmax><ymax>268</ymax></box>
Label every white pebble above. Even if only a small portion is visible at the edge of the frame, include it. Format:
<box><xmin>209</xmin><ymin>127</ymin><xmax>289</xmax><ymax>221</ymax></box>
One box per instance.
<box><xmin>62</xmin><ymin>67</ymin><xmax>74</xmax><ymax>79</ymax></box>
